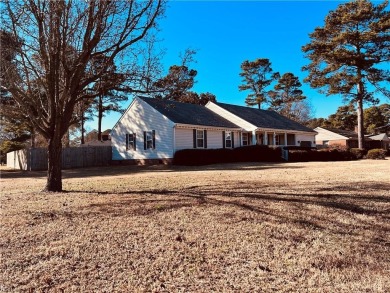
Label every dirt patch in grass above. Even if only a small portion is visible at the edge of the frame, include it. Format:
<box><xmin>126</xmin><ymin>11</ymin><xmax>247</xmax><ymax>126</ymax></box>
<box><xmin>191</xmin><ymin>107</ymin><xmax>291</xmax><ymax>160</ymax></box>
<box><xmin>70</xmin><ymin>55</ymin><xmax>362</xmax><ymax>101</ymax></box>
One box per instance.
<box><xmin>1</xmin><ymin>160</ymin><xmax>389</xmax><ymax>292</ymax></box>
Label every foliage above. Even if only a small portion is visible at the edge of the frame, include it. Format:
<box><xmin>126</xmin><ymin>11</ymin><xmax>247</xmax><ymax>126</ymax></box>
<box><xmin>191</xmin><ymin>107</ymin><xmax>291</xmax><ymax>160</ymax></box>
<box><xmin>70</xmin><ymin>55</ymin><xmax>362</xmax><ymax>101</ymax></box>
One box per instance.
<box><xmin>364</xmin><ymin>104</ymin><xmax>389</xmax><ymax>134</ymax></box>
<box><xmin>302</xmin><ymin>0</ymin><xmax>390</xmax><ymax>148</ymax></box>
<box><xmin>365</xmin><ymin>148</ymin><xmax>387</xmax><ymax>159</ymax></box>
<box><xmin>2</xmin><ymin>0</ymin><xmax>165</xmax><ymax>191</ymax></box>
<box><xmin>306</xmin><ymin>103</ymin><xmax>389</xmax><ymax>134</ymax></box>
<box><xmin>153</xmin><ymin>49</ymin><xmax>217</xmax><ymax>105</ymax></box>
<box><xmin>327</xmin><ymin>105</ymin><xmax>357</xmax><ymax>131</ymax></box>
<box><xmin>173</xmin><ymin>145</ymin><xmax>282</xmax><ymax>165</ymax></box>
<box><xmin>268</xmin><ymin>73</ymin><xmax>311</xmax><ymax>122</ymax></box>
<box><xmin>350</xmin><ymin>148</ymin><xmax>367</xmax><ymax>160</ymax></box>
<box><xmin>239</xmin><ymin>58</ymin><xmax>279</xmax><ymax>109</ymax></box>
<box><xmin>154</xmin><ymin>65</ymin><xmax>198</xmax><ymax>101</ymax></box>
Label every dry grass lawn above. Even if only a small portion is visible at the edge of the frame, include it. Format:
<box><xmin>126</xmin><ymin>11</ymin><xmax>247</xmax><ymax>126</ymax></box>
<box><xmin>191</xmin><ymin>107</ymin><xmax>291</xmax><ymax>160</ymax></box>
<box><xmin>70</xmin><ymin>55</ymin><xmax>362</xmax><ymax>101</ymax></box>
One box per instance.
<box><xmin>1</xmin><ymin>160</ymin><xmax>389</xmax><ymax>292</ymax></box>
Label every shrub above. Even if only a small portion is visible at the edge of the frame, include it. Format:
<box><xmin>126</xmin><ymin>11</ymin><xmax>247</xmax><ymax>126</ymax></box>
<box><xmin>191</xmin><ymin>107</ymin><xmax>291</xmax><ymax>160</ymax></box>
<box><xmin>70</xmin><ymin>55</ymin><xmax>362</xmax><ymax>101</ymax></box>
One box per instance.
<box><xmin>366</xmin><ymin>149</ymin><xmax>386</xmax><ymax>160</ymax></box>
<box><xmin>173</xmin><ymin>148</ymin><xmax>234</xmax><ymax>166</ymax></box>
<box><xmin>233</xmin><ymin>145</ymin><xmax>282</xmax><ymax>162</ymax></box>
<box><xmin>305</xmin><ymin>148</ymin><xmax>356</xmax><ymax>161</ymax></box>
<box><xmin>288</xmin><ymin>150</ymin><xmax>310</xmax><ymax>162</ymax></box>
<box><xmin>350</xmin><ymin>148</ymin><xmax>367</xmax><ymax>160</ymax></box>
<box><xmin>173</xmin><ymin>145</ymin><xmax>282</xmax><ymax>166</ymax></box>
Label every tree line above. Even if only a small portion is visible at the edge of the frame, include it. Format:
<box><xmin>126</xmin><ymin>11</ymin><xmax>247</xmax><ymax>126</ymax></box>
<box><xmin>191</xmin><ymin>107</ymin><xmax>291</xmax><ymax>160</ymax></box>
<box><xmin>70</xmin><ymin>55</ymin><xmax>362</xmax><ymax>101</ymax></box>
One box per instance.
<box><xmin>0</xmin><ymin>0</ymin><xmax>388</xmax><ymax>192</ymax></box>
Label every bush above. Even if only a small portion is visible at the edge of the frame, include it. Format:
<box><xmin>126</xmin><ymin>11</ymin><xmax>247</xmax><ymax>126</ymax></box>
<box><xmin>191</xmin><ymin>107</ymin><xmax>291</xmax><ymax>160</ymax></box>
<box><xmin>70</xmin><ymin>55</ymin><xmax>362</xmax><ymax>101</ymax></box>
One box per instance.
<box><xmin>350</xmin><ymin>148</ymin><xmax>367</xmax><ymax>160</ymax></box>
<box><xmin>173</xmin><ymin>145</ymin><xmax>282</xmax><ymax>166</ymax></box>
<box><xmin>366</xmin><ymin>149</ymin><xmax>387</xmax><ymax>160</ymax></box>
<box><xmin>288</xmin><ymin>150</ymin><xmax>310</xmax><ymax>162</ymax></box>
<box><xmin>233</xmin><ymin>145</ymin><xmax>282</xmax><ymax>162</ymax></box>
<box><xmin>173</xmin><ymin>148</ymin><xmax>234</xmax><ymax>166</ymax></box>
<box><xmin>288</xmin><ymin>148</ymin><xmax>357</xmax><ymax>162</ymax></box>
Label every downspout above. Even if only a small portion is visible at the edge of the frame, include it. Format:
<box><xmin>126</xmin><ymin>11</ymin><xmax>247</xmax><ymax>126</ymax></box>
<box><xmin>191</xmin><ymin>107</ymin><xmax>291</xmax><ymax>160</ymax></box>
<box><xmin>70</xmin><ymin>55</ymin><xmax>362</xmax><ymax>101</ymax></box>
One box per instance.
<box><xmin>172</xmin><ymin>125</ymin><xmax>176</xmax><ymax>158</ymax></box>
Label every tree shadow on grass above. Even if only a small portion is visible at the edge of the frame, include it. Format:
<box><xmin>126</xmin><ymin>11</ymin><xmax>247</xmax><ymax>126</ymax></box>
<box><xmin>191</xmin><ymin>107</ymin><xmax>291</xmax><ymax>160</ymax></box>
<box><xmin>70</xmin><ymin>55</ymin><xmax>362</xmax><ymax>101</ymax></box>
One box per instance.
<box><xmin>63</xmin><ymin>180</ymin><xmax>390</xmax><ymax>245</ymax></box>
<box><xmin>1</xmin><ymin>162</ymin><xmax>303</xmax><ymax>179</ymax></box>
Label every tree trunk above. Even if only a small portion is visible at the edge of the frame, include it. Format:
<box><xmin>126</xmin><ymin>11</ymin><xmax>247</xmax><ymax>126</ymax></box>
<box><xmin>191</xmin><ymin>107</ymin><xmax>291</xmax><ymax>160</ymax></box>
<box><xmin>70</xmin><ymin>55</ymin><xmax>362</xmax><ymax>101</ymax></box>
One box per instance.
<box><xmin>44</xmin><ymin>136</ymin><xmax>63</xmax><ymax>192</ymax></box>
<box><xmin>356</xmin><ymin>82</ymin><xmax>365</xmax><ymax>149</ymax></box>
<box><xmin>81</xmin><ymin>114</ymin><xmax>85</xmax><ymax>145</ymax></box>
<box><xmin>98</xmin><ymin>95</ymin><xmax>103</xmax><ymax>141</ymax></box>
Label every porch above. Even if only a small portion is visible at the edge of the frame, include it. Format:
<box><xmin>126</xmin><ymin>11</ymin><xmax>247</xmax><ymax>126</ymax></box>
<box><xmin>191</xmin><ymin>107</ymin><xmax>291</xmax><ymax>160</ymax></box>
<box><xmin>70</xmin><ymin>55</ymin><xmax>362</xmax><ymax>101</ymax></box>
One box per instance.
<box><xmin>241</xmin><ymin>131</ymin><xmax>299</xmax><ymax>147</ymax></box>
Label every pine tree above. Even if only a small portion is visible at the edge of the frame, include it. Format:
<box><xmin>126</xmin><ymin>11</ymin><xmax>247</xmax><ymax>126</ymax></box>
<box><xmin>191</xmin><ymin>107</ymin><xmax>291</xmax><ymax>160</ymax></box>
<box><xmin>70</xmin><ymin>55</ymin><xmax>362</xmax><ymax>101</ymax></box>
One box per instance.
<box><xmin>239</xmin><ymin>58</ymin><xmax>279</xmax><ymax>109</ymax></box>
<box><xmin>268</xmin><ymin>73</ymin><xmax>308</xmax><ymax>121</ymax></box>
<box><xmin>302</xmin><ymin>0</ymin><xmax>390</xmax><ymax>149</ymax></box>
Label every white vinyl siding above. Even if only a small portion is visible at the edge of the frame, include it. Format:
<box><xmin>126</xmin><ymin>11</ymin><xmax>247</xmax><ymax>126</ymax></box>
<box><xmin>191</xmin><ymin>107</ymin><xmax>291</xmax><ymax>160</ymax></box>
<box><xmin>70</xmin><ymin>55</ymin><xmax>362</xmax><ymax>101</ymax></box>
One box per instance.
<box><xmin>175</xmin><ymin>128</ymin><xmax>239</xmax><ymax>151</ymax></box>
<box><xmin>314</xmin><ymin>127</ymin><xmax>348</xmax><ymax>142</ymax></box>
<box><xmin>296</xmin><ymin>134</ymin><xmax>316</xmax><ymax>147</ymax></box>
<box><xmin>111</xmin><ymin>98</ymin><xmax>174</xmax><ymax>160</ymax></box>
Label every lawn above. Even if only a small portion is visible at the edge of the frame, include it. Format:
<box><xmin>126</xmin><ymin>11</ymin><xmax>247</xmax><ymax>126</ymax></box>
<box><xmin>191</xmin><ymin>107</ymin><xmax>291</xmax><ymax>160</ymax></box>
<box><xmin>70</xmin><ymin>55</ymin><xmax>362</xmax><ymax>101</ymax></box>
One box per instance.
<box><xmin>1</xmin><ymin>160</ymin><xmax>389</xmax><ymax>292</ymax></box>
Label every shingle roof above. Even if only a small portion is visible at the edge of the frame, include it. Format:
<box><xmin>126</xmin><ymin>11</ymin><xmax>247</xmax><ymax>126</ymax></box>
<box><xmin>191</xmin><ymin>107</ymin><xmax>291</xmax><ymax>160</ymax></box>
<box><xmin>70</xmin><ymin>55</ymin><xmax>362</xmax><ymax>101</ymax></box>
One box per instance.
<box><xmin>139</xmin><ymin>97</ymin><xmax>240</xmax><ymax>128</ymax></box>
<box><xmin>215</xmin><ymin>102</ymin><xmax>316</xmax><ymax>132</ymax></box>
<box><xmin>322</xmin><ymin>128</ymin><xmax>358</xmax><ymax>138</ymax></box>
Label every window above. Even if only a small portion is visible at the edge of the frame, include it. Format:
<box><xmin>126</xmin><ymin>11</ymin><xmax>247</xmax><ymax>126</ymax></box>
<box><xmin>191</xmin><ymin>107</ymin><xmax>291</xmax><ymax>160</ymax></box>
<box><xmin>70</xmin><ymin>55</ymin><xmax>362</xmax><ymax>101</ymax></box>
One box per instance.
<box><xmin>126</xmin><ymin>133</ymin><xmax>136</xmax><ymax>150</ymax></box>
<box><xmin>242</xmin><ymin>133</ymin><xmax>249</xmax><ymax>146</ymax></box>
<box><xmin>197</xmin><ymin>130</ymin><xmax>204</xmax><ymax>148</ymax></box>
<box><xmin>225</xmin><ymin>131</ymin><xmax>232</xmax><ymax>148</ymax></box>
<box><xmin>144</xmin><ymin>130</ymin><xmax>155</xmax><ymax>150</ymax></box>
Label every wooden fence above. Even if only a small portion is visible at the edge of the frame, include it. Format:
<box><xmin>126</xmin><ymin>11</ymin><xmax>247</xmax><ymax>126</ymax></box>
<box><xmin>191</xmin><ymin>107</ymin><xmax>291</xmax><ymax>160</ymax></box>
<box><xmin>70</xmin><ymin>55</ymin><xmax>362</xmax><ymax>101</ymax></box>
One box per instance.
<box><xmin>6</xmin><ymin>146</ymin><xmax>112</xmax><ymax>171</ymax></box>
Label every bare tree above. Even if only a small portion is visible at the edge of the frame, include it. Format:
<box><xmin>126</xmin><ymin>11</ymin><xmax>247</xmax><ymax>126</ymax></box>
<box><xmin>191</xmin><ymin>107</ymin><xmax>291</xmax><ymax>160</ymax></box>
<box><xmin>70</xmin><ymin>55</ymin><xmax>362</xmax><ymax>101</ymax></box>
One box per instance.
<box><xmin>2</xmin><ymin>0</ymin><xmax>165</xmax><ymax>191</ymax></box>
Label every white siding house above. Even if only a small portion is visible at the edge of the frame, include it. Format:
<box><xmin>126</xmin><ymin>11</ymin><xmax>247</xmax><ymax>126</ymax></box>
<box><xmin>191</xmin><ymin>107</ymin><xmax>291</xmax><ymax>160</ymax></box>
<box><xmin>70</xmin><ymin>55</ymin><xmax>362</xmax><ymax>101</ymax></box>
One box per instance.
<box><xmin>111</xmin><ymin>97</ymin><xmax>241</xmax><ymax>163</ymax></box>
<box><xmin>111</xmin><ymin>97</ymin><xmax>318</xmax><ymax>164</ymax></box>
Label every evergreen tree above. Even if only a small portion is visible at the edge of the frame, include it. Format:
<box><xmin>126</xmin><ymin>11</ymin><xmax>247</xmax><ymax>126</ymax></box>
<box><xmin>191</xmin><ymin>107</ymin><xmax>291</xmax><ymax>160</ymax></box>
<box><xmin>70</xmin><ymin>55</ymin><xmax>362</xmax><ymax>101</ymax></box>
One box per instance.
<box><xmin>364</xmin><ymin>103</ymin><xmax>389</xmax><ymax>134</ymax></box>
<box><xmin>302</xmin><ymin>0</ymin><xmax>390</xmax><ymax>149</ymax></box>
<box><xmin>153</xmin><ymin>49</ymin><xmax>217</xmax><ymax>105</ymax></box>
<box><xmin>328</xmin><ymin>105</ymin><xmax>357</xmax><ymax>131</ymax></box>
<box><xmin>268</xmin><ymin>72</ymin><xmax>308</xmax><ymax>121</ymax></box>
<box><xmin>239</xmin><ymin>58</ymin><xmax>279</xmax><ymax>109</ymax></box>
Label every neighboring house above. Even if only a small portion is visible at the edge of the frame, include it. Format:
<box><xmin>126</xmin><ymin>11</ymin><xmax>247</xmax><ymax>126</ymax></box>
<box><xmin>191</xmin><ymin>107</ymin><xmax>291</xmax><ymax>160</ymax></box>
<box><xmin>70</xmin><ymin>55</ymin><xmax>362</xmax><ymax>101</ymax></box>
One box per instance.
<box><xmin>206</xmin><ymin>102</ymin><xmax>317</xmax><ymax>147</ymax></box>
<box><xmin>111</xmin><ymin>97</ymin><xmax>241</xmax><ymax>163</ymax></box>
<box><xmin>111</xmin><ymin>97</ymin><xmax>318</xmax><ymax>164</ymax></box>
<box><xmin>80</xmin><ymin>129</ymin><xmax>112</xmax><ymax>147</ymax></box>
<box><xmin>314</xmin><ymin>127</ymin><xmax>360</xmax><ymax>148</ymax></box>
<box><xmin>366</xmin><ymin>133</ymin><xmax>390</xmax><ymax>150</ymax></box>
<box><xmin>314</xmin><ymin>127</ymin><xmax>387</xmax><ymax>149</ymax></box>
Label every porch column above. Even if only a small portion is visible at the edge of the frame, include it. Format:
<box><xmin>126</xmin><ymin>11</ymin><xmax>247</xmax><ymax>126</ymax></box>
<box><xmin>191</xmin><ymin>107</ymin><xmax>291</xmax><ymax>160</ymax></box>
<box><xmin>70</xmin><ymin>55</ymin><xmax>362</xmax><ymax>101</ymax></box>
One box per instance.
<box><xmin>284</xmin><ymin>133</ymin><xmax>288</xmax><ymax>146</ymax></box>
<box><xmin>252</xmin><ymin>130</ymin><xmax>257</xmax><ymax>145</ymax></box>
<box><xmin>273</xmin><ymin>132</ymin><xmax>276</xmax><ymax>145</ymax></box>
<box><xmin>264</xmin><ymin>131</ymin><xmax>268</xmax><ymax>145</ymax></box>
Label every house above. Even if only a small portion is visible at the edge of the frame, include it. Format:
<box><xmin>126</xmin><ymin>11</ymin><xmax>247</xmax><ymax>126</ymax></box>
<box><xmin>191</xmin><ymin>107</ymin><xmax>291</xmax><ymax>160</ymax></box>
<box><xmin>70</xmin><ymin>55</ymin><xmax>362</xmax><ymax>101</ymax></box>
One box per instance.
<box><xmin>111</xmin><ymin>97</ymin><xmax>317</xmax><ymax>164</ymax></box>
<box><xmin>205</xmin><ymin>102</ymin><xmax>317</xmax><ymax>147</ymax></box>
<box><xmin>111</xmin><ymin>97</ymin><xmax>241</xmax><ymax>164</ymax></box>
<box><xmin>80</xmin><ymin>129</ymin><xmax>112</xmax><ymax>147</ymax></box>
<box><xmin>313</xmin><ymin>127</ymin><xmax>388</xmax><ymax>149</ymax></box>
<box><xmin>314</xmin><ymin>127</ymin><xmax>361</xmax><ymax>148</ymax></box>
<box><xmin>366</xmin><ymin>133</ymin><xmax>390</xmax><ymax>150</ymax></box>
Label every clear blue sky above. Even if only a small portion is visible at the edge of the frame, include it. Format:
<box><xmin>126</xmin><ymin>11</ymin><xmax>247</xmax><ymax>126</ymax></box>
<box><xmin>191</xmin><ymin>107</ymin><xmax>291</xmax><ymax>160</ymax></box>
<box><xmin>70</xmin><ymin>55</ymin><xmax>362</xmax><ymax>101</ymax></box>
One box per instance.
<box><xmin>92</xmin><ymin>0</ymin><xmax>388</xmax><ymax>132</ymax></box>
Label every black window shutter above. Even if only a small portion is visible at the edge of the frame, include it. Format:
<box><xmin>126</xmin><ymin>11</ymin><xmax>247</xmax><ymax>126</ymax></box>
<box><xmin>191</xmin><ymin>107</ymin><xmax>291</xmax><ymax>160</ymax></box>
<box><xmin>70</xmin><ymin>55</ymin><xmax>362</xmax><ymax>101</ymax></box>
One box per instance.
<box><xmin>152</xmin><ymin>130</ymin><xmax>156</xmax><ymax>149</ymax></box>
<box><xmin>222</xmin><ymin>131</ymin><xmax>226</xmax><ymax>149</ymax></box>
<box><xmin>143</xmin><ymin>131</ymin><xmax>146</xmax><ymax>150</ymax></box>
<box><xmin>204</xmin><ymin>130</ymin><xmax>207</xmax><ymax>149</ymax></box>
<box><xmin>193</xmin><ymin>129</ymin><xmax>197</xmax><ymax>148</ymax></box>
<box><xmin>232</xmin><ymin>132</ymin><xmax>235</xmax><ymax>148</ymax></box>
<box><xmin>133</xmin><ymin>133</ymin><xmax>136</xmax><ymax>150</ymax></box>
<box><xmin>126</xmin><ymin>134</ymin><xmax>129</xmax><ymax>150</ymax></box>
